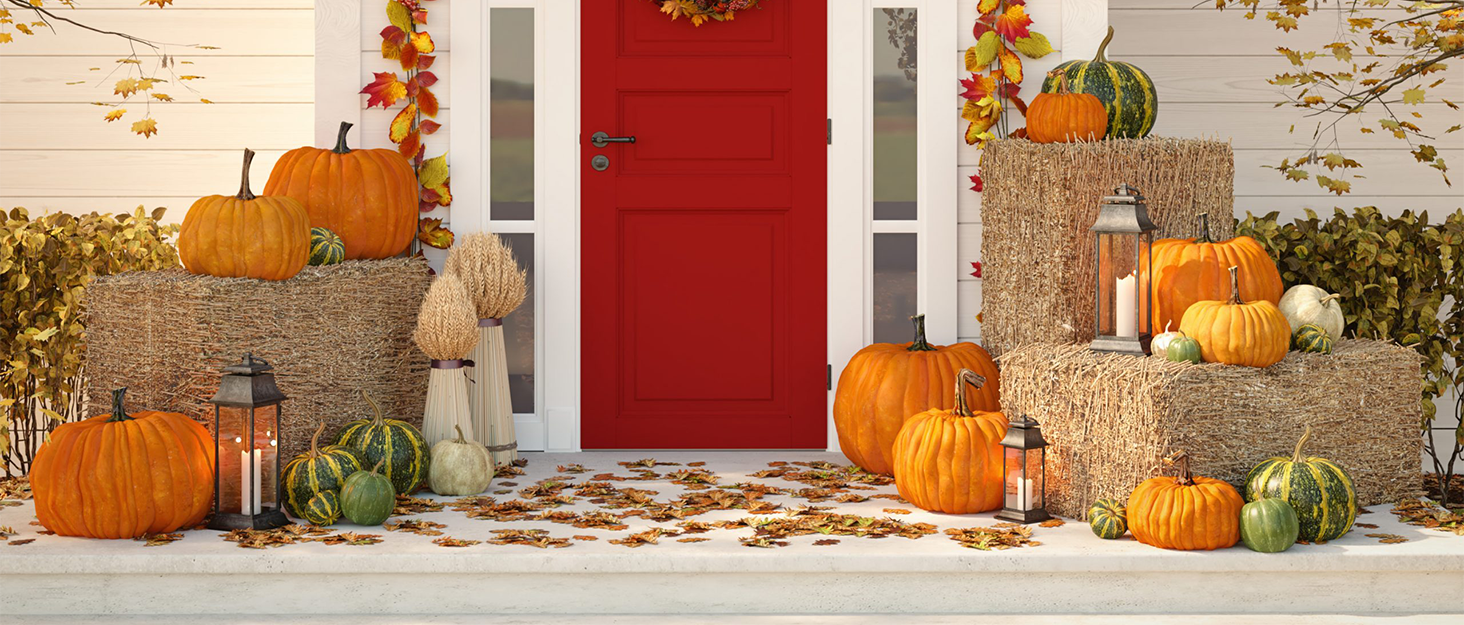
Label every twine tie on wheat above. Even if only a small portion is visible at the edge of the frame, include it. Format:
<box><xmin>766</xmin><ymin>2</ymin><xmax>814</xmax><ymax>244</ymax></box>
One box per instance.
<box><xmin>431</xmin><ymin>359</ymin><xmax>477</xmax><ymax>385</ymax></box>
<box><xmin>478</xmin><ymin>318</ymin><xmax>503</xmax><ymax>327</ymax></box>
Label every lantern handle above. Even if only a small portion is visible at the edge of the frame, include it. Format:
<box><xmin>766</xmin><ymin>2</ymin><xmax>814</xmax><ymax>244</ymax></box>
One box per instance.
<box><xmin>953</xmin><ymin>368</ymin><xmax>988</xmax><ymax>417</ymax></box>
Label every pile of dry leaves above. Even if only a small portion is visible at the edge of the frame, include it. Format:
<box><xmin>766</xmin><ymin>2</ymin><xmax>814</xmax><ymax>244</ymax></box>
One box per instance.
<box><xmin>1391</xmin><ymin>499</ymin><xmax>1464</xmax><ymax>537</ymax></box>
<box><xmin>221</xmin><ymin>524</ymin><xmax>382</xmax><ymax>549</ymax></box>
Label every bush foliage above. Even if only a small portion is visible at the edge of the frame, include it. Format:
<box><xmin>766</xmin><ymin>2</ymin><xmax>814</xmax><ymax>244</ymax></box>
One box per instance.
<box><xmin>1</xmin><ymin>207</ymin><xmax>179</xmax><ymax>475</ymax></box>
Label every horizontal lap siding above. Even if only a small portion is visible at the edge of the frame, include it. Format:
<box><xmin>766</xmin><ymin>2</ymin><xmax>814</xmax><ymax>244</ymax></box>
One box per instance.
<box><xmin>0</xmin><ymin>1</ymin><xmax>314</xmax><ymax>223</ymax></box>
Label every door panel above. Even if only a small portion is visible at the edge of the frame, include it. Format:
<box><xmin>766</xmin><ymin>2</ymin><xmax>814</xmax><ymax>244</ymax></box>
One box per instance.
<box><xmin>581</xmin><ymin>0</ymin><xmax>826</xmax><ymax>449</ymax></box>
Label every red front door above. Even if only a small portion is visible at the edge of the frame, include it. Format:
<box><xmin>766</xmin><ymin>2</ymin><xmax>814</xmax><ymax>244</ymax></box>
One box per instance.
<box><xmin>581</xmin><ymin>1</ymin><xmax>827</xmax><ymax>449</ymax></box>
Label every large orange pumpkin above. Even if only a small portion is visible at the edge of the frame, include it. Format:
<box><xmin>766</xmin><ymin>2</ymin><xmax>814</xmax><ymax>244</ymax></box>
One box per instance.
<box><xmin>833</xmin><ymin>314</ymin><xmax>1001</xmax><ymax>476</ymax></box>
<box><xmin>1128</xmin><ymin>452</ymin><xmax>1244</xmax><ymax>551</ymax></box>
<box><xmin>30</xmin><ymin>388</ymin><xmax>215</xmax><ymax>539</ymax></box>
<box><xmin>177</xmin><ymin>149</ymin><xmax>311</xmax><ymax>281</ymax></box>
<box><xmin>1149</xmin><ymin>213</ymin><xmax>1283</xmax><ymax>333</ymax></box>
<box><xmin>263</xmin><ymin>121</ymin><xmax>417</xmax><ymax>260</ymax></box>
<box><xmin>1026</xmin><ymin>71</ymin><xmax>1107</xmax><ymax>144</ymax></box>
<box><xmin>892</xmin><ymin>369</ymin><xmax>1008</xmax><ymax>514</ymax></box>
<box><xmin>1179</xmin><ymin>265</ymin><xmax>1291</xmax><ymax>368</ymax></box>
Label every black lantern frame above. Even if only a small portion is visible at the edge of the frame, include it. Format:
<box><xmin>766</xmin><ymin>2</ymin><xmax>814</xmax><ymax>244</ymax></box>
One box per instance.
<box><xmin>995</xmin><ymin>415</ymin><xmax>1050</xmax><ymax>524</ymax></box>
<box><xmin>208</xmin><ymin>353</ymin><xmax>290</xmax><ymax>531</ymax></box>
<box><xmin>1089</xmin><ymin>183</ymin><xmax>1158</xmax><ymax>356</ymax></box>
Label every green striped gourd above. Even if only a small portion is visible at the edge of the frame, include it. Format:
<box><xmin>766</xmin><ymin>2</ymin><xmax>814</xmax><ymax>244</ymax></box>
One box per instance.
<box><xmin>1088</xmin><ymin>498</ymin><xmax>1128</xmax><ymax>539</ymax></box>
<box><xmin>309</xmin><ymin>226</ymin><xmax>345</xmax><ymax>266</ymax></box>
<box><xmin>1041</xmin><ymin>26</ymin><xmax>1157</xmax><ymax>138</ymax></box>
<box><xmin>1293</xmin><ymin>323</ymin><xmax>1333</xmax><ymax>354</ymax></box>
<box><xmin>282</xmin><ymin>422</ymin><xmax>364</xmax><ymax>519</ymax></box>
<box><xmin>335</xmin><ymin>391</ymin><xmax>430</xmax><ymax>495</ymax></box>
<box><xmin>1244</xmin><ymin>426</ymin><xmax>1357</xmax><ymax>542</ymax></box>
<box><xmin>1240</xmin><ymin>498</ymin><xmax>1300</xmax><ymax>553</ymax></box>
<box><xmin>340</xmin><ymin>460</ymin><xmax>396</xmax><ymax>526</ymax></box>
<box><xmin>302</xmin><ymin>489</ymin><xmax>342</xmax><ymax>526</ymax></box>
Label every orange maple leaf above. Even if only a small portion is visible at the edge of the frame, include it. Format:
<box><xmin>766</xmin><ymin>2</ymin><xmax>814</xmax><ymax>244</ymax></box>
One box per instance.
<box><xmin>994</xmin><ymin>5</ymin><xmax>1032</xmax><ymax>43</ymax></box>
<box><xmin>390</xmin><ymin>103</ymin><xmax>418</xmax><ymax>143</ymax></box>
<box><xmin>131</xmin><ymin>118</ymin><xmax>158</xmax><ymax>138</ymax></box>
<box><xmin>103</xmin><ymin>109</ymin><xmax>126</xmax><ymax>122</ymax></box>
<box><xmin>418</xmin><ymin>218</ymin><xmax>454</xmax><ymax>249</ymax></box>
<box><xmin>361</xmin><ymin>72</ymin><xmax>408</xmax><ymax>109</ymax></box>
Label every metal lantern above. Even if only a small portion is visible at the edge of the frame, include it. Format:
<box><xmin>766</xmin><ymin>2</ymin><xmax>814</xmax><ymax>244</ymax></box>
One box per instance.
<box><xmin>1089</xmin><ymin>183</ymin><xmax>1157</xmax><ymax>356</ymax></box>
<box><xmin>996</xmin><ymin>415</ymin><xmax>1050</xmax><ymax>524</ymax></box>
<box><xmin>208</xmin><ymin>353</ymin><xmax>289</xmax><ymax>530</ymax></box>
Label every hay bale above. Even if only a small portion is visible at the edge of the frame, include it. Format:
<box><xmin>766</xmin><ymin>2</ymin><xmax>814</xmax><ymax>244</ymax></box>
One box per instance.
<box><xmin>999</xmin><ymin>340</ymin><xmax>1421</xmax><ymax>519</ymax></box>
<box><xmin>980</xmin><ymin>138</ymin><xmax>1235</xmax><ymax>356</ymax></box>
<box><xmin>82</xmin><ymin>259</ymin><xmax>432</xmax><ymax>461</ymax></box>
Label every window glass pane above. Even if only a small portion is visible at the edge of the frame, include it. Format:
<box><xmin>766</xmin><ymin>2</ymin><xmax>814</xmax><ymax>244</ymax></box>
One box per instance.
<box><xmin>500</xmin><ymin>233</ymin><xmax>535</xmax><ymax>413</ymax></box>
<box><xmin>491</xmin><ymin>8</ymin><xmax>535</xmax><ymax>221</ymax></box>
<box><xmin>873</xmin><ymin>8</ymin><xmax>917</xmax><ymax>221</ymax></box>
<box><xmin>873</xmin><ymin>233</ymin><xmax>918</xmax><ymax>344</ymax></box>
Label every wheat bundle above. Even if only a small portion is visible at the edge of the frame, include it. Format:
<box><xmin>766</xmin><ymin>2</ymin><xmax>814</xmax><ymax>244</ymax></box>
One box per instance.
<box><xmin>444</xmin><ymin>233</ymin><xmax>528</xmax><ymax>466</ymax></box>
<box><xmin>413</xmin><ymin>274</ymin><xmax>480</xmax><ymax>448</ymax></box>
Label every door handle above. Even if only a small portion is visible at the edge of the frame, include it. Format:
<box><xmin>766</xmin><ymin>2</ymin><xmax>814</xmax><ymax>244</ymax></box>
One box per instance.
<box><xmin>591</xmin><ymin>131</ymin><xmax>636</xmax><ymax>148</ymax></box>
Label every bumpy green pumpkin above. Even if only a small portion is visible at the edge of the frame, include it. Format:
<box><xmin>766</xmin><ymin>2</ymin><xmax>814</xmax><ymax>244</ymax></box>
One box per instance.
<box><xmin>282</xmin><ymin>423</ymin><xmax>364</xmax><ymax>519</ymax></box>
<box><xmin>302</xmin><ymin>489</ymin><xmax>342</xmax><ymax>526</ymax></box>
<box><xmin>1244</xmin><ymin>426</ymin><xmax>1357</xmax><ymax>542</ymax></box>
<box><xmin>309</xmin><ymin>226</ymin><xmax>345</xmax><ymax>266</ymax></box>
<box><xmin>1240</xmin><ymin>498</ymin><xmax>1300</xmax><ymax>553</ymax></box>
<box><xmin>340</xmin><ymin>460</ymin><xmax>396</xmax><ymax>526</ymax></box>
<box><xmin>335</xmin><ymin>391</ymin><xmax>430</xmax><ymax>495</ymax></box>
<box><xmin>1165</xmin><ymin>333</ymin><xmax>1202</xmax><ymax>364</ymax></box>
<box><xmin>1088</xmin><ymin>498</ymin><xmax>1128</xmax><ymax>539</ymax></box>
<box><xmin>1042</xmin><ymin>26</ymin><xmax>1157</xmax><ymax>138</ymax></box>
<box><xmin>1293</xmin><ymin>323</ymin><xmax>1333</xmax><ymax>354</ymax></box>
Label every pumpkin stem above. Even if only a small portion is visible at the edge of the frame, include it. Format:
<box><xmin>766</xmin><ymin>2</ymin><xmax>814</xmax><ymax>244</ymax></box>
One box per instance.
<box><xmin>362</xmin><ymin>390</ymin><xmax>386</xmax><ymax>424</ymax></box>
<box><xmin>907</xmin><ymin>314</ymin><xmax>937</xmax><ymax>352</ymax></box>
<box><xmin>1319</xmin><ymin>294</ymin><xmax>1342</xmax><ymax>305</ymax></box>
<box><xmin>453</xmin><ymin>423</ymin><xmax>467</xmax><ymax>444</ymax></box>
<box><xmin>952</xmin><ymin>368</ymin><xmax>987</xmax><ymax>418</ymax></box>
<box><xmin>1046</xmin><ymin>70</ymin><xmax>1073</xmax><ymax>95</ymax></box>
<box><xmin>106</xmin><ymin>387</ymin><xmax>131</xmax><ymax>422</ymax></box>
<box><xmin>236</xmin><ymin>148</ymin><xmax>257</xmax><ymax>201</ymax></box>
<box><xmin>371</xmin><ymin>458</ymin><xmax>385</xmax><ymax>475</ymax></box>
<box><xmin>1168</xmin><ymin>451</ymin><xmax>1196</xmax><ymax>486</ymax></box>
<box><xmin>1291</xmin><ymin>425</ymin><xmax>1313</xmax><ymax>464</ymax></box>
<box><xmin>332</xmin><ymin>121</ymin><xmax>354</xmax><ymax>155</ymax></box>
<box><xmin>1226</xmin><ymin>265</ymin><xmax>1243</xmax><ymax>305</ymax></box>
<box><xmin>307</xmin><ymin>422</ymin><xmax>325</xmax><ymax>458</ymax></box>
<box><xmin>1093</xmin><ymin>25</ymin><xmax>1115</xmax><ymax>64</ymax></box>
<box><xmin>1196</xmin><ymin>212</ymin><xmax>1213</xmax><ymax>244</ymax></box>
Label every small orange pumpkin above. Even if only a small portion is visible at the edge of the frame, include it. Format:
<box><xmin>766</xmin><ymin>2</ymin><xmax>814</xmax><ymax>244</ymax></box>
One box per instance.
<box><xmin>892</xmin><ymin>369</ymin><xmax>1009</xmax><ymax>514</ymax></box>
<box><xmin>263</xmin><ymin>121</ymin><xmax>418</xmax><ymax>260</ymax></box>
<box><xmin>177</xmin><ymin>149</ymin><xmax>311</xmax><ymax>281</ymax></box>
<box><xmin>1179</xmin><ymin>265</ymin><xmax>1291</xmax><ymax>368</ymax></box>
<box><xmin>1128</xmin><ymin>452</ymin><xmax>1244</xmax><ymax>551</ymax></box>
<box><xmin>30</xmin><ymin>388</ymin><xmax>215</xmax><ymax>539</ymax></box>
<box><xmin>834</xmin><ymin>315</ymin><xmax>1001</xmax><ymax>476</ymax></box>
<box><xmin>1026</xmin><ymin>71</ymin><xmax>1108</xmax><ymax>144</ymax></box>
<box><xmin>1148</xmin><ymin>213</ymin><xmax>1283</xmax><ymax>333</ymax></box>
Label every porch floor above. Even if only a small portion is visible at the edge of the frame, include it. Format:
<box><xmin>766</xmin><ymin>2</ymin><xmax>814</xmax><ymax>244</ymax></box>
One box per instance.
<box><xmin>3</xmin><ymin>451</ymin><xmax>1463</xmax><ymax>617</ymax></box>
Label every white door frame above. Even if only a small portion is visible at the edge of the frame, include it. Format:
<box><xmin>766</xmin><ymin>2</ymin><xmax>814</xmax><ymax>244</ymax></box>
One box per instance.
<box><xmin>445</xmin><ymin>0</ymin><xmax>958</xmax><ymax>453</ymax></box>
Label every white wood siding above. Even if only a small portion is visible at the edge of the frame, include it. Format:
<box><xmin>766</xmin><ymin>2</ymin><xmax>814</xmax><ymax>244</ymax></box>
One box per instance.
<box><xmin>0</xmin><ymin>0</ymin><xmax>315</xmax><ymax>222</ymax></box>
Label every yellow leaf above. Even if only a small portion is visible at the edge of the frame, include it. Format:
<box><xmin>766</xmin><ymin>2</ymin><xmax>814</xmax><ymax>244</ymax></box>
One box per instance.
<box><xmin>381</xmin><ymin>37</ymin><xmax>400</xmax><ymax>61</ymax></box>
<box><xmin>103</xmin><ymin>109</ymin><xmax>126</xmax><ymax>122</ymax></box>
<box><xmin>116</xmin><ymin>58</ymin><xmax>142</xmax><ymax>65</ymax></box>
<box><xmin>968</xmin><ymin>31</ymin><xmax>1000</xmax><ymax>70</ymax></box>
<box><xmin>977</xmin><ymin>0</ymin><xmax>1001</xmax><ymax>17</ymax></box>
<box><xmin>177</xmin><ymin>75</ymin><xmax>203</xmax><ymax>81</ymax></box>
<box><xmin>0</xmin><ymin>33</ymin><xmax>12</xmax><ymax>44</ymax></box>
<box><xmin>1014</xmin><ymin>32</ymin><xmax>1054</xmax><ymax>59</ymax></box>
<box><xmin>386</xmin><ymin>0</ymin><xmax>413</xmax><ymax>33</ymax></box>
<box><xmin>1402</xmin><ymin>88</ymin><xmax>1425</xmax><ymax>105</ymax></box>
<box><xmin>15</xmin><ymin>23</ymin><xmax>31</xmax><ymax>35</ymax></box>
<box><xmin>389</xmin><ymin>103</ymin><xmax>418</xmax><ymax>143</ymax></box>
<box><xmin>114</xmin><ymin>78</ymin><xmax>140</xmax><ymax>97</ymax></box>
<box><xmin>131</xmin><ymin>118</ymin><xmax>158</xmax><ymax>138</ymax></box>
<box><xmin>419</xmin><ymin>152</ymin><xmax>450</xmax><ymax>190</ymax></box>
<box><xmin>150</xmin><ymin>93</ymin><xmax>173</xmax><ymax>102</ymax></box>
<box><xmin>411</xmin><ymin>31</ymin><xmax>435</xmax><ymax>54</ymax></box>
<box><xmin>998</xmin><ymin>47</ymin><xmax>1023</xmax><ymax>85</ymax></box>
<box><xmin>199</xmin><ymin>98</ymin><xmax>214</xmax><ymax>104</ymax></box>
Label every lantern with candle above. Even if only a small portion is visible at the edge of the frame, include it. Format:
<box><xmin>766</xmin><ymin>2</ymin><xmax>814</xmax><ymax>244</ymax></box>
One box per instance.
<box><xmin>996</xmin><ymin>415</ymin><xmax>1050</xmax><ymax>524</ymax></box>
<box><xmin>208</xmin><ymin>353</ymin><xmax>290</xmax><ymax>530</ymax></box>
<box><xmin>1089</xmin><ymin>183</ymin><xmax>1157</xmax><ymax>356</ymax></box>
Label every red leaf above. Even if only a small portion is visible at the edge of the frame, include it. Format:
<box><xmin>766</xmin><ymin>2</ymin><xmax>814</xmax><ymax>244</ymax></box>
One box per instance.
<box><xmin>417</xmin><ymin>55</ymin><xmax>437</xmax><ymax>70</ymax></box>
<box><xmin>399</xmin><ymin>41</ymin><xmax>419</xmax><ymax>71</ymax></box>
<box><xmin>405</xmin><ymin>77</ymin><xmax>420</xmax><ymax>98</ymax></box>
<box><xmin>1011</xmin><ymin>127</ymin><xmax>1029</xmax><ymax>139</ymax></box>
<box><xmin>419</xmin><ymin>119</ymin><xmax>442</xmax><ymax>135</ymax></box>
<box><xmin>418</xmin><ymin>87</ymin><xmax>440</xmax><ymax>117</ymax></box>
<box><xmin>416</xmin><ymin>71</ymin><xmax>439</xmax><ymax>88</ymax></box>
<box><xmin>380</xmin><ymin>25</ymin><xmax>407</xmax><ymax>47</ymax></box>
<box><xmin>972</xmin><ymin>21</ymin><xmax>992</xmax><ymax>39</ymax></box>
<box><xmin>361</xmin><ymin>72</ymin><xmax>407</xmax><ymax>109</ymax></box>
<box><xmin>421</xmin><ymin>187</ymin><xmax>441</xmax><ymax>204</ymax></box>
<box><xmin>420</xmin><ymin>200</ymin><xmax>437</xmax><ymax>213</ymax></box>
<box><xmin>969</xmin><ymin>174</ymin><xmax>983</xmax><ymax>193</ymax></box>
<box><xmin>970</xmin><ymin>261</ymin><xmax>983</xmax><ymax>278</ymax></box>
<box><xmin>994</xmin><ymin>5</ymin><xmax>1032</xmax><ymax>43</ymax></box>
<box><xmin>1009</xmin><ymin>93</ymin><xmax>1029</xmax><ymax>116</ymax></box>
<box><xmin>398</xmin><ymin>130</ymin><xmax>421</xmax><ymax>159</ymax></box>
<box><xmin>960</xmin><ymin>73</ymin><xmax>997</xmax><ymax>101</ymax></box>
<box><xmin>412</xmin><ymin>9</ymin><xmax>428</xmax><ymax>24</ymax></box>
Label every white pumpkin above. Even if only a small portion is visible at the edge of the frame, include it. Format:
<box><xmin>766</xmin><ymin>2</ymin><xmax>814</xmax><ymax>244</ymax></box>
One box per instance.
<box><xmin>1278</xmin><ymin>285</ymin><xmax>1344</xmax><ymax>340</ymax></box>
<box><xmin>428</xmin><ymin>425</ymin><xmax>494</xmax><ymax>496</ymax></box>
<box><xmin>1150</xmin><ymin>321</ymin><xmax>1184</xmax><ymax>357</ymax></box>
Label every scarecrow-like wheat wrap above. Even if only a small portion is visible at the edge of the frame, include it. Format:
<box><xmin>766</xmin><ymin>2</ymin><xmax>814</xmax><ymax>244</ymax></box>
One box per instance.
<box><xmin>444</xmin><ymin>233</ymin><xmax>527</xmax><ymax>467</ymax></box>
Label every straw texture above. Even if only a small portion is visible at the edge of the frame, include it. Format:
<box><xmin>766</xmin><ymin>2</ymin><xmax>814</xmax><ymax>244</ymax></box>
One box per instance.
<box><xmin>445</xmin><ymin>233</ymin><xmax>527</xmax><ymax>466</ymax></box>
<box><xmin>414</xmin><ymin>274</ymin><xmax>480</xmax><ymax>447</ymax></box>
<box><xmin>82</xmin><ymin>259</ymin><xmax>432</xmax><ymax>462</ymax></box>
<box><xmin>980</xmin><ymin>137</ymin><xmax>1235</xmax><ymax>356</ymax></box>
<box><xmin>999</xmin><ymin>340</ymin><xmax>1422</xmax><ymax>519</ymax></box>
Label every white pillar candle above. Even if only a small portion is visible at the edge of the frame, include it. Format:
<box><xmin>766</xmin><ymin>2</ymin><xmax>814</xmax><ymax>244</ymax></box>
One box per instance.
<box><xmin>1115</xmin><ymin>271</ymin><xmax>1137</xmax><ymax>337</ymax></box>
<box><xmin>240</xmin><ymin>446</ymin><xmax>261</xmax><ymax>516</ymax></box>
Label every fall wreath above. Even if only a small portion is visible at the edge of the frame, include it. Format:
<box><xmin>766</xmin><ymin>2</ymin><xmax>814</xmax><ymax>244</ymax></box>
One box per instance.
<box><xmin>650</xmin><ymin>0</ymin><xmax>764</xmax><ymax>26</ymax></box>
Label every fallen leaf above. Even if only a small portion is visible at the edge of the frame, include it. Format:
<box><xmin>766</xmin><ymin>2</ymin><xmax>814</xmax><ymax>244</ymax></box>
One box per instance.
<box><xmin>137</xmin><ymin>532</ymin><xmax>183</xmax><ymax>547</ymax></box>
<box><xmin>384</xmin><ymin>518</ymin><xmax>446</xmax><ymax>536</ymax></box>
<box><xmin>813</xmin><ymin>538</ymin><xmax>840</xmax><ymax>546</ymax></box>
<box><xmin>1039</xmin><ymin>518</ymin><xmax>1066</xmax><ymax>528</ymax></box>
<box><xmin>432</xmin><ymin>536</ymin><xmax>481</xmax><ymax>548</ymax></box>
<box><xmin>7</xmin><ymin>539</ymin><xmax>34</xmax><ymax>546</ymax></box>
<box><xmin>882</xmin><ymin>508</ymin><xmax>912</xmax><ymax>515</ymax></box>
<box><xmin>572</xmin><ymin>535</ymin><xmax>599</xmax><ymax>541</ymax></box>
<box><xmin>676</xmin><ymin>537</ymin><xmax>711</xmax><ymax>543</ymax></box>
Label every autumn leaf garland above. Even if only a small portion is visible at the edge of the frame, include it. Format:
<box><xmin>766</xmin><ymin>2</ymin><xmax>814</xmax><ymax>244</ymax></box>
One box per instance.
<box><xmin>650</xmin><ymin>0</ymin><xmax>765</xmax><ymax>27</ymax></box>
<box><xmin>961</xmin><ymin>1</ymin><xmax>1055</xmax><ymax>148</ymax></box>
<box><xmin>362</xmin><ymin>0</ymin><xmax>454</xmax><ymax>250</ymax></box>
